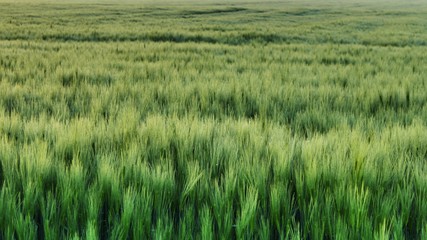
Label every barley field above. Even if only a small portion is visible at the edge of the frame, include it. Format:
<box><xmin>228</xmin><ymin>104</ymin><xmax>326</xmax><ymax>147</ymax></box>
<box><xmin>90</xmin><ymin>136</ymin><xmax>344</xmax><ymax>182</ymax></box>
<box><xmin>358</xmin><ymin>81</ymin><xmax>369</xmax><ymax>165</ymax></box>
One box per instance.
<box><xmin>0</xmin><ymin>0</ymin><xmax>427</xmax><ymax>239</ymax></box>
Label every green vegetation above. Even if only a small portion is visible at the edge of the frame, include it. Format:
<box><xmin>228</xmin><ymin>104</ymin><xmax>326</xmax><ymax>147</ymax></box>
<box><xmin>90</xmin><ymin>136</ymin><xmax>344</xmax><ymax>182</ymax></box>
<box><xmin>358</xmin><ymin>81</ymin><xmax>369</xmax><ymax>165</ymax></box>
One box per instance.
<box><xmin>1</xmin><ymin>0</ymin><xmax>427</xmax><ymax>239</ymax></box>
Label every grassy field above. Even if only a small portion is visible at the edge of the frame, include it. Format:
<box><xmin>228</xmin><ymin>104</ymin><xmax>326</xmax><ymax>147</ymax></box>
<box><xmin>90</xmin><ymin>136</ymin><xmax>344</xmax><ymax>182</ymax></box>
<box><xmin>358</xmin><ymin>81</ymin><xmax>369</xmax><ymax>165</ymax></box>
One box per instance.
<box><xmin>1</xmin><ymin>0</ymin><xmax>427</xmax><ymax>239</ymax></box>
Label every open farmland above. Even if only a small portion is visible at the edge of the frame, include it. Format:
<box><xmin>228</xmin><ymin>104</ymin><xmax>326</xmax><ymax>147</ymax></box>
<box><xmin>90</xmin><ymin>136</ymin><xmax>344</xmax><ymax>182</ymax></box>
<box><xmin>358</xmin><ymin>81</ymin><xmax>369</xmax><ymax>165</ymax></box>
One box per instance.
<box><xmin>1</xmin><ymin>0</ymin><xmax>427</xmax><ymax>239</ymax></box>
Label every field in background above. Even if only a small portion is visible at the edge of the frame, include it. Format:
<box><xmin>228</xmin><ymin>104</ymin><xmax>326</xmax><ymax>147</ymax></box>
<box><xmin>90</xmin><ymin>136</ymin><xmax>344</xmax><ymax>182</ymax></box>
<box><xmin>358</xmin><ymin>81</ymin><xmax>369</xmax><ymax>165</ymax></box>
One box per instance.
<box><xmin>1</xmin><ymin>1</ymin><xmax>427</xmax><ymax>239</ymax></box>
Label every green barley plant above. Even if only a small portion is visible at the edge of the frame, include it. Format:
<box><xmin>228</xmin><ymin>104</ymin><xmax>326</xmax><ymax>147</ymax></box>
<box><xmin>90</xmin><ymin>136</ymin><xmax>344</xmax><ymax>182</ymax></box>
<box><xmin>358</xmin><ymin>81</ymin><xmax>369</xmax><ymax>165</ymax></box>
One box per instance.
<box><xmin>236</xmin><ymin>186</ymin><xmax>258</xmax><ymax>239</ymax></box>
<box><xmin>200</xmin><ymin>204</ymin><xmax>214</xmax><ymax>240</ymax></box>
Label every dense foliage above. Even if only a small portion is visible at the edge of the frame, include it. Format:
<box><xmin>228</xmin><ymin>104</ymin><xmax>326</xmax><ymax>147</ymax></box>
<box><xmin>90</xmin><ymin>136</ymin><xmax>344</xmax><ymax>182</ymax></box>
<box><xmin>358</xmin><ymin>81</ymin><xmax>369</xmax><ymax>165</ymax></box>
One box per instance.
<box><xmin>1</xmin><ymin>1</ymin><xmax>427</xmax><ymax>239</ymax></box>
